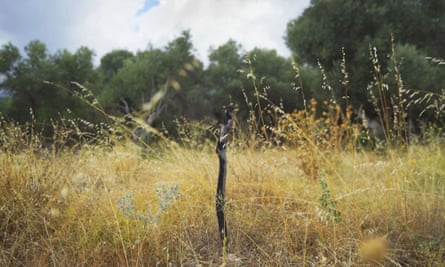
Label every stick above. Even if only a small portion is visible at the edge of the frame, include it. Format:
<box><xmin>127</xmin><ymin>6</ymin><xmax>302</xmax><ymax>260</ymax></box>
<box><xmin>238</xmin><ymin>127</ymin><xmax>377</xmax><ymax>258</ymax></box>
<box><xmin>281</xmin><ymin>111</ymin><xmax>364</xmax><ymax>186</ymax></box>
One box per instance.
<box><xmin>216</xmin><ymin>106</ymin><xmax>234</xmax><ymax>251</ymax></box>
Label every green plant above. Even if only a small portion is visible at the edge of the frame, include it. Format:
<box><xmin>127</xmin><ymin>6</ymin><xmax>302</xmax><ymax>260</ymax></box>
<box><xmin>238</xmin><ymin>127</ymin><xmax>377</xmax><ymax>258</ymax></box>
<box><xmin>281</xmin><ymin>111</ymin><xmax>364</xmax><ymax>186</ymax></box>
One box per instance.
<box><xmin>319</xmin><ymin>176</ymin><xmax>342</xmax><ymax>223</ymax></box>
<box><xmin>117</xmin><ymin>184</ymin><xmax>181</xmax><ymax>224</ymax></box>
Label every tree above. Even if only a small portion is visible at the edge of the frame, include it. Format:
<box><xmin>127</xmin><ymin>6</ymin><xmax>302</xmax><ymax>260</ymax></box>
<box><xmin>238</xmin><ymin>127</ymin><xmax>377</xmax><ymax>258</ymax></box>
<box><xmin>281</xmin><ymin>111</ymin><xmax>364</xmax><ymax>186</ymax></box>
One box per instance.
<box><xmin>0</xmin><ymin>43</ymin><xmax>21</xmax><ymax>114</ymax></box>
<box><xmin>97</xmin><ymin>31</ymin><xmax>205</xmax><ymax>133</ymax></box>
<box><xmin>0</xmin><ymin>42</ymin><xmax>21</xmax><ymax>77</ymax></box>
<box><xmin>99</xmin><ymin>49</ymin><xmax>134</xmax><ymax>83</ymax></box>
<box><xmin>286</xmin><ymin>0</ymin><xmax>445</xmax><ymax>118</ymax></box>
<box><xmin>51</xmin><ymin>46</ymin><xmax>98</xmax><ymax>118</ymax></box>
<box><xmin>205</xmin><ymin>40</ymin><xmax>244</xmax><ymax>115</ymax></box>
<box><xmin>287</xmin><ymin>0</ymin><xmax>445</xmax><ymax>68</ymax></box>
<box><xmin>0</xmin><ymin>40</ymin><xmax>97</xmax><ymax>124</ymax></box>
<box><xmin>246</xmin><ymin>48</ymin><xmax>296</xmax><ymax>111</ymax></box>
<box><xmin>5</xmin><ymin>40</ymin><xmax>55</xmax><ymax>121</ymax></box>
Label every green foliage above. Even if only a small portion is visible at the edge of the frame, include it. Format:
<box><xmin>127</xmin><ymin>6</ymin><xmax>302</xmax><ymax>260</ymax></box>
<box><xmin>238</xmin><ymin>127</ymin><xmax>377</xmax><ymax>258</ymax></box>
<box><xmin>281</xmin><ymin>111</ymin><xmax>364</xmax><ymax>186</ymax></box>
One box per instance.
<box><xmin>246</xmin><ymin>49</ymin><xmax>294</xmax><ymax>110</ymax></box>
<box><xmin>319</xmin><ymin>177</ymin><xmax>342</xmax><ymax>223</ymax></box>
<box><xmin>205</xmin><ymin>39</ymin><xmax>244</xmax><ymax>109</ymax></box>
<box><xmin>1</xmin><ymin>14</ymin><xmax>444</xmax><ymax>145</ymax></box>
<box><xmin>0</xmin><ymin>40</ymin><xmax>97</xmax><ymax>127</ymax></box>
<box><xmin>286</xmin><ymin>0</ymin><xmax>445</xmax><ymax>113</ymax></box>
<box><xmin>99</xmin><ymin>49</ymin><xmax>134</xmax><ymax>83</ymax></box>
<box><xmin>0</xmin><ymin>42</ymin><xmax>20</xmax><ymax>74</ymax></box>
<box><xmin>288</xmin><ymin>0</ymin><xmax>445</xmax><ymax>67</ymax></box>
<box><xmin>96</xmin><ymin>31</ymin><xmax>206</xmax><ymax>134</ymax></box>
<box><xmin>205</xmin><ymin>41</ymin><xmax>320</xmax><ymax>136</ymax></box>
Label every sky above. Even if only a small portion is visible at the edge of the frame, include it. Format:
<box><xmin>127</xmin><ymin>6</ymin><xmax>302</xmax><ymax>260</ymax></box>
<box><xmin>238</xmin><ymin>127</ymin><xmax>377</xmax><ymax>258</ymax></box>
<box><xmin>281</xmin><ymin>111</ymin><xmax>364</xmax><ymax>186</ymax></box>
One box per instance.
<box><xmin>0</xmin><ymin>0</ymin><xmax>310</xmax><ymax>66</ymax></box>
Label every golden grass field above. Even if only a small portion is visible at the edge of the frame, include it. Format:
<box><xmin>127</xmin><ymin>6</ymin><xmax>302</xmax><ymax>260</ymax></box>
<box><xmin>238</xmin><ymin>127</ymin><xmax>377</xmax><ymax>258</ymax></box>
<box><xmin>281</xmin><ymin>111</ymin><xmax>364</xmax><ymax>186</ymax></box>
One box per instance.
<box><xmin>1</xmin><ymin>136</ymin><xmax>444</xmax><ymax>266</ymax></box>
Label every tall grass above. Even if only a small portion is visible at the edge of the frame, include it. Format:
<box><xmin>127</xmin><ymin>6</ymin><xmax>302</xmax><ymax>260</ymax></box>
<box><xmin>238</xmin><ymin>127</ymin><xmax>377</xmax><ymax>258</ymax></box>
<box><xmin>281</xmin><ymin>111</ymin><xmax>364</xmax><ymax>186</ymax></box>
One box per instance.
<box><xmin>1</xmin><ymin>138</ymin><xmax>444</xmax><ymax>265</ymax></box>
<box><xmin>1</xmin><ymin>49</ymin><xmax>445</xmax><ymax>266</ymax></box>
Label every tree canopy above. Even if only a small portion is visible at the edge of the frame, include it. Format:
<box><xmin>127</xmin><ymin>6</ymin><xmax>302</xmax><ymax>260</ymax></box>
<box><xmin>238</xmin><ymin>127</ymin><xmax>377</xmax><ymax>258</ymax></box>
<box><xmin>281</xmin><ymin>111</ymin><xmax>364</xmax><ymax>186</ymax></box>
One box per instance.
<box><xmin>286</xmin><ymin>0</ymin><xmax>445</xmax><ymax>110</ymax></box>
<box><xmin>287</xmin><ymin>0</ymin><xmax>445</xmax><ymax>67</ymax></box>
<box><xmin>0</xmin><ymin>41</ymin><xmax>97</xmax><ymax>124</ymax></box>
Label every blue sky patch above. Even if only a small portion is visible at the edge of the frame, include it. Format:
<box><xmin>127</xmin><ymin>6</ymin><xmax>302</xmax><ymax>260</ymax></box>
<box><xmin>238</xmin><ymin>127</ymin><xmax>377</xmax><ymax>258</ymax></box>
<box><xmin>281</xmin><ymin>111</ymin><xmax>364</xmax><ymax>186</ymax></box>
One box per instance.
<box><xmin>136</xmin><ymin>0</ymin><xmax>159</xmax><ymax>16</ymax></box>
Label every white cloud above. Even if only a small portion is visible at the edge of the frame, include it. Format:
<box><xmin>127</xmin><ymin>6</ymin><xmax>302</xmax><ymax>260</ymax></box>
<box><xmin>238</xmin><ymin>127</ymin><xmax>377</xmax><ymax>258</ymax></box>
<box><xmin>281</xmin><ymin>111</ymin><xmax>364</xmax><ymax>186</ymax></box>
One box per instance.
<box><xmin>64</xmin><ymin>0</ymin><xmax>144</xmax><ymax>55</ymax></box>
<box><xmin>133</xmin><ymin>0</ymin><xmax>309</xmax><ymax>63</ymax></box>
<box><xmin>0</xmin><ymin>0</ymin><xmax>309</xmax><ymax>65</ymax></box>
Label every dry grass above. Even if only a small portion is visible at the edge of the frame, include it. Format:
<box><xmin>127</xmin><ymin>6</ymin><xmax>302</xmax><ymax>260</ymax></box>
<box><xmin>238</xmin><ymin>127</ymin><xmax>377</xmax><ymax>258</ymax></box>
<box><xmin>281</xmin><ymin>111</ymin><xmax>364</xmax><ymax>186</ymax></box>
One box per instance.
<box><xmin>1</xmin><ymin>138</ymin><xmax>444</xmax><ymax>266</ymax></box>
<box><xmin>1</xmin><ymin>50</ymin><xmax>444</xmax><ymax>265</ymax></box>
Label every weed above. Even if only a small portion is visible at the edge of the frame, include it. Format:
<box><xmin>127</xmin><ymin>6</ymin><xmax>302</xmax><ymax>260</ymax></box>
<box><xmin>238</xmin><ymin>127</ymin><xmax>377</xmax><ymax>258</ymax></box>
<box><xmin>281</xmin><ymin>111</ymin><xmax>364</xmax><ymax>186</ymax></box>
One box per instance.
<box><xmin>117</xmin><ymin>184</ymin><xmax>181</xmax><ymax>224</ymax></box>
<box><xmin>318</xmin><ymin>176</ymin><xmax>342</xmax><ymax>223</ymax></box>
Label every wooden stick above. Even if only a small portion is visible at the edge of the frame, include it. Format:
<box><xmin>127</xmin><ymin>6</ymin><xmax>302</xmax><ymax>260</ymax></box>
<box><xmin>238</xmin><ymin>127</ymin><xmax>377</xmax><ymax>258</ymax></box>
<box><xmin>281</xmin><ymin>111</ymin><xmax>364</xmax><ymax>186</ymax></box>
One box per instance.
<box><xmin>215</xmin><ymin>106</ymin><xmax>234</xmax><ymax>251</ymax></box>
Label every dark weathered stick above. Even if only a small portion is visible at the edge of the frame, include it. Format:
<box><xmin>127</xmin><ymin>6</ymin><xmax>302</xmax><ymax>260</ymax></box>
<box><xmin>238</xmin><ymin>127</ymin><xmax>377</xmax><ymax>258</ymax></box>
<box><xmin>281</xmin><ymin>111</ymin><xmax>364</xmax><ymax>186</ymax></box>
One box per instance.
<box><xmin>216</xmin><ymin>106</ymin><xmax>234</xmax><ymax>250</ymax></box>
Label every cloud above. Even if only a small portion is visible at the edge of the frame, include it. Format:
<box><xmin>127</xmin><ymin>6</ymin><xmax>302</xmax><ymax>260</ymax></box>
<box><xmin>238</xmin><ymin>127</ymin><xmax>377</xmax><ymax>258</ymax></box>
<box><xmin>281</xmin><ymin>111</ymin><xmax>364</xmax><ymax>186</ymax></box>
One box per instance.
<box><xmin>0</xmin><ymin>0</ymin><xmax>82</xmax><ymax>51</ymax></box>
<box><xmin>64</xmin><ymin>1</ymin><xmax>144</xmax><ymax>56</ymax></box>
<box><xmin>133</xmin><ymin>0</ymin><xmax>309</xmax><ymax>63</ymax></box>
<box><xmin>0</xmin><ymin>0</ymin><xmax>309</xmax><ymax>65</ymax></box>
